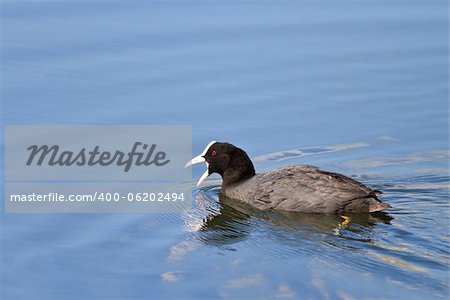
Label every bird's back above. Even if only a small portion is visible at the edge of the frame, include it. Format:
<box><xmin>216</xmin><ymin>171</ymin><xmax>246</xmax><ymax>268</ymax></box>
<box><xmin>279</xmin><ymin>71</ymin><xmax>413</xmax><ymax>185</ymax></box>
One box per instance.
<box><xmin>223</xmin><ymin>165</ymin><xmax>390</xmax><ymax>213</ymax></box>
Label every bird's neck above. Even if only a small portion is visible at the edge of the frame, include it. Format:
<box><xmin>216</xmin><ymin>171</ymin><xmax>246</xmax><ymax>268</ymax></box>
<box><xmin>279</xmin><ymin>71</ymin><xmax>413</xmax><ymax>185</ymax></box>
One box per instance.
<box><xmin>221</xmin><ymin>157</ymin><xmax>256</xmax><ymax>187</ymax></box>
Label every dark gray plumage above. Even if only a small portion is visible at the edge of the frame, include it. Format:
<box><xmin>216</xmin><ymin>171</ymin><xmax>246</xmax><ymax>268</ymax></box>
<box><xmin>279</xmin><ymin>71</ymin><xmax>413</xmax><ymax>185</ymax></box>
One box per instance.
<box><xmin>224</xmin><ymin>165</ymin><xmax>390</xmax><ymax>213</ymax></box>
<box><xmin>187</xmin><ymin>142</ymin><xmax>391</xmax><ymax>214</ymax></box>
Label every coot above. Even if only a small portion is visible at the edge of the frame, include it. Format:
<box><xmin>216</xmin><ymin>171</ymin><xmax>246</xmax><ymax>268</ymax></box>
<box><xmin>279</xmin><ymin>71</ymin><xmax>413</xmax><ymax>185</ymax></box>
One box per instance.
<box><xmin>186</xmin><ymin>141</ymin><xmax>391</xmax><ymax>213</ymax></box>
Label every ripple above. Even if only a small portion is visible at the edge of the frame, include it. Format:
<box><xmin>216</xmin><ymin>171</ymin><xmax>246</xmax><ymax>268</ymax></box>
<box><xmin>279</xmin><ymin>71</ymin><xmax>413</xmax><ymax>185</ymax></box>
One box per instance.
<box><xmin>253</xmin><ymin>142</ymin><xmax>370</xmax><ymax>162</ymax></box>
<box><xmin>177</xmin><ymin>171</ymin><xmax>449</xmax><ymax>297</ymax></box>
<box><xmin>343</xmin><ymin>150</ymin><xmax>449</xmax><ymax>169</ymax></box>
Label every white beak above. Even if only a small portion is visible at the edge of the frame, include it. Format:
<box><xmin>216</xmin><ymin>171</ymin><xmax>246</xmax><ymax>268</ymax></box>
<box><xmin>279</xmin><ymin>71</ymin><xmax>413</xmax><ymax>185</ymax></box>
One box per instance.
<box><xmin>184</xmin><ymin>155</ymin><xmax>205</xmax><ymax>168</ymax></box>
<box><xmin>185</xmin><ymin>141</ymin><xmax>217</xmax><ymax>186</ymax></box>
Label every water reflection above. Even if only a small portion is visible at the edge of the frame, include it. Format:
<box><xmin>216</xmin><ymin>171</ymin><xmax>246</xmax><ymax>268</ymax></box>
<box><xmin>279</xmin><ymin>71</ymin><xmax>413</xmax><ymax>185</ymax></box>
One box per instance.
<box><xmin>192</xmin><ymin>187</ymin><xmax>393</xmax><ymax>248</ymax></box>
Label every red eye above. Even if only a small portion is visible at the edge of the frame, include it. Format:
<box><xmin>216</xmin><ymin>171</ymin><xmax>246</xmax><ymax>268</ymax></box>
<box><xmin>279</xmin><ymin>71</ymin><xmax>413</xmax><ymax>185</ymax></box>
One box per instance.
<box><xmin>211</xmin><ymin>150</ymin><xmax>217</xmax><ymax>156</ymax></box>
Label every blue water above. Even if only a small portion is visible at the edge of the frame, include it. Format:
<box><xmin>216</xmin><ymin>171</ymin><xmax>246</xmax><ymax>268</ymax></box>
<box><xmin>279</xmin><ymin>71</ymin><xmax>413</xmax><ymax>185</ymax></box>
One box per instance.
<box><xmin>1</xmin><ymin>1</ymin><xmax>449</xmax><ymax>299</ymax></box>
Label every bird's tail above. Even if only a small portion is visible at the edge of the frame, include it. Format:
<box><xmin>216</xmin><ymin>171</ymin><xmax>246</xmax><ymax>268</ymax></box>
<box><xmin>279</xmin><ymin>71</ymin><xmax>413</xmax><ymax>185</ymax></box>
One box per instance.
<box><xmin>367</xmin><ymin>195</ymin><xmax>391</xmax><ymax>212</ymax></box>
<box><xmin>367</xmin><ymin>190</ymin><xmax>390</xmax><ymax>212</ymax></box>
<box><xmin>343</xmin><ymin>196</ymin><xmax>391</xmax><ymax>213</ymax></box>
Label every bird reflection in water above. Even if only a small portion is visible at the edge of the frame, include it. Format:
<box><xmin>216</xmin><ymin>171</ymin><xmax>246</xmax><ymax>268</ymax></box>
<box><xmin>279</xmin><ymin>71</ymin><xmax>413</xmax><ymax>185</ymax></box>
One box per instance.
<box><xmin>193</xmin><ymin>189</ymin><xmax>393</xmax><ymax>248</ymax></box>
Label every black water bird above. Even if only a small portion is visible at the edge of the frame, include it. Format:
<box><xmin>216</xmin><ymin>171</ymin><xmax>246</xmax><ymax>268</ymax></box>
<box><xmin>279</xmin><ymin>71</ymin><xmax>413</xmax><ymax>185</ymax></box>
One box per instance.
<box><xmin>186</xmin><ymin>142</ymin><xmax>391</xmax><ymax>213</ymax></box>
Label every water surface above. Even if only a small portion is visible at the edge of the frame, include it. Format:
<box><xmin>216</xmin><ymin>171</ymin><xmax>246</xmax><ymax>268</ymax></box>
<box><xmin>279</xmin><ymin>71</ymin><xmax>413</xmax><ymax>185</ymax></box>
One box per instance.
<box><xmin>1</xmin><ymin>1</ymin><xmax>449</xmax><ymax>299</ymax></box>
